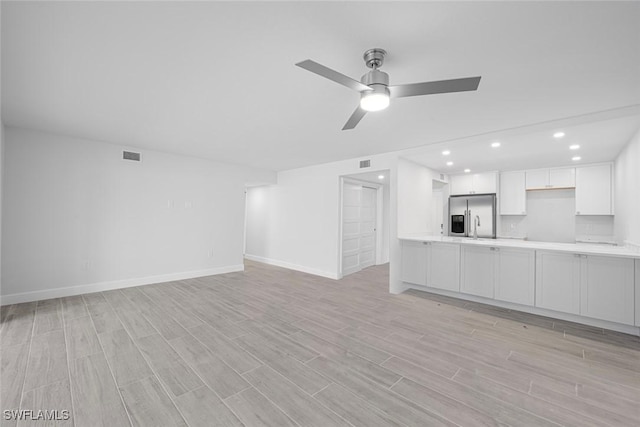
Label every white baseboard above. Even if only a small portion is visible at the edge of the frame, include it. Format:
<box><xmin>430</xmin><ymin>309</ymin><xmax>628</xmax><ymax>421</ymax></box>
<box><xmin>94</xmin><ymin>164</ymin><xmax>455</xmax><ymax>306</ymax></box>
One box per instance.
<box><xmin>0</xmin><ymin>264</ymin><xmax>244</xmax><ymax>306</ymax></box>
<box><xmin>406</xmin><ymin>284</ymin><xmax>640</xmax><ymax>336</ymax></box>
<box><xmin>244</xmin><ymin>254</ymin><xmax>339</xmax><ymax>280</ymax></box>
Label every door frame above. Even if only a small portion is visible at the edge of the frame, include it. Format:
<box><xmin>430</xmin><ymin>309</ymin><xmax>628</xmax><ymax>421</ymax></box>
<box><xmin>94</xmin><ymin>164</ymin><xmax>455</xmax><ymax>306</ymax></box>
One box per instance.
<box><xmin>338</xmin><ymin>176</ymin><xmax>385</xmax><ymax>279</ymax></box>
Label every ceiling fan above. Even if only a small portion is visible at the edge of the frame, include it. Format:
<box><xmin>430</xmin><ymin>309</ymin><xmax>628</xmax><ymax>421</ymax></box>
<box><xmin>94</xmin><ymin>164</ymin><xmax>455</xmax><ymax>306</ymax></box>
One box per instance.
<box><xmin>296</xmin><ymin>48</ymin><xmax>481</xmax><ymax>130</ymax></box>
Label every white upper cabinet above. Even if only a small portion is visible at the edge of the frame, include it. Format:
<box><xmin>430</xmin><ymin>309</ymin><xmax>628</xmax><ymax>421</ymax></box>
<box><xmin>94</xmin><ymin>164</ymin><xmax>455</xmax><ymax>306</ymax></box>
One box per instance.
<box><xmin>575</xmin><ymin>163</ymin><xmax>613</xmax><ymax>215</ymax></box>
<box><xmin>549</xmin><ymin>168</ymin><xmax>575</xmax><ymax>188</ymax></box>
<box><xmin>499</xmin><ymin>171</ymin><xmax>526</xmax><ymax>215</ymax></box>
<box><xmin>450</xmin><ymin>172</ymin><xmax>497</xmax><ymax>195</ymax></box>
<box><xmin>525</xmin><ymin>167</ymin><xmax>575</xmax><ymax>189</ymax></box>
<box><xmin>525</xmin><ymin>169</ymin><xmax>548</xmax><ymax>189</ymax></box>
<box><xmin>473</xmin><ymin>172</ymin><xmax>498</xmax><ymax>194</ymax></box>
<box><xmin>449</xmin><ymin>174</ymin><xmax>474</xmax><ymax>195</ymax></box>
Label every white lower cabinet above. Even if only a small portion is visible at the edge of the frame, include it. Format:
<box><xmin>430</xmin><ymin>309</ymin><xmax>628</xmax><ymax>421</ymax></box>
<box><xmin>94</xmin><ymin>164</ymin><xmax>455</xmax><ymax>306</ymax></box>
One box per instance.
<box><xmin>536</xmin><ymin>251</ymin><xmax>635</xmax><ymax>325</ymax></box>
<box><xmin>461</xmin><ymin>245</ymin><xmax>535</xmax><ymax>304</ymax></box>
<box><xmin>494</xmin><ymin>248</ymin><xmax>535</xmax><ymax>306</ymax></box>
<box><xmin>535</xmin><ymin>251</ymin><xmax>581</xmax><ymax>315</ymax></box>
<box><xmin>401</xmin><ymin>241</ymin><xmax>428</xmax><ymax>286</ymax></box>
<box><xmin>460</xmin><ymin>246</ymin><xmax>495</xmax><ymax>298</ymax></box>
<box><xmin>580</xmin><ymin>255</ymin><xmax>634</xmax><ymax>325</ymax></box>
<box><xmin>401</xmin><ymin>241</ymin><xmax>460</xmax><ymax>291</ymax></box>
<box><xmin>428</xmin><ymin>242</ymin><xmax>460</xmax><ymax>292</ymax></box>
<box><xmin>636</xmin><ymin>260</ymin><xmax>640</xmax><ymax>327</ymax></box>
<box><xmin>403</xmin><ymin>240</ymin><xmax>638</xmax><ymax>328</ymax></box>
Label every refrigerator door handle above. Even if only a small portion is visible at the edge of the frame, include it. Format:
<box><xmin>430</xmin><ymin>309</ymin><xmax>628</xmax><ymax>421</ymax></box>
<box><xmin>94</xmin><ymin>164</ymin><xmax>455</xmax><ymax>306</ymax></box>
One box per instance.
<box><xmin>463</xmin><ymin>209</ymin><xmax>466</xmax><ymax>236</ymax></box>
<box><xmin>465</xmin><ymin>209</ymin><xmax>470</xmax><ymax>237</ymax></box>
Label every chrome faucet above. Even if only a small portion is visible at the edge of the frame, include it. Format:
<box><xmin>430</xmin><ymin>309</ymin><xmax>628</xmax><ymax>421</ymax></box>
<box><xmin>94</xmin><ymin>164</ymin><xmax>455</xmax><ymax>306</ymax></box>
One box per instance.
<box><xmin>473</xmin><ymin>215</ymin><xmax>481</xmax><ymax>239</ymax></box>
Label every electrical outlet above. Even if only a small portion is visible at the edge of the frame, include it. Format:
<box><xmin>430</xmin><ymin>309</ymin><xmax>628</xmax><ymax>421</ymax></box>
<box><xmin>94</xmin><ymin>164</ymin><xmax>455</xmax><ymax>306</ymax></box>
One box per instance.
<box><xmin>167</xmin><ymin>200</ymin><xmax>174</xmax><ymax>208</ymax></box>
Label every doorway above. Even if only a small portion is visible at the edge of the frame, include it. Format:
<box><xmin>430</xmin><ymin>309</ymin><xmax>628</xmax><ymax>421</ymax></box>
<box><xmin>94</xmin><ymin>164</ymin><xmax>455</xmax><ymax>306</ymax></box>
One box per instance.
<box><xmin>342</xmin><ymin>182</ymin><xmax>377</xmax><ymax>275</ymax></box>
<box><xmin>340</xmin><ymin>170</ymin><xmax>390</xmax><ymax>278</ymax></box>
<box><xmin>432</xmin><ymin>179</ymin><xmax>447</xmax><ymax>236</ymax></box>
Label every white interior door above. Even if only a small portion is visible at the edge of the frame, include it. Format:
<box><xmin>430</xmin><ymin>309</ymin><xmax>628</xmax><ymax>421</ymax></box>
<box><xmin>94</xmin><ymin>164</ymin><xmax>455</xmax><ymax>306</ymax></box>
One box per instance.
<box><xmin>359</xmin><ymin>187</ymin><xmax>377</xmax><ymax>269</ymax></box>
<box><xmin>342</xmin><ymin>183</ymin><xmax>362</xmax><ymax>276</ymax></box>
<box><xmin>341</xmin><ymin>182</ymin><xmax>377</xmax><ymax>276</ymax></box>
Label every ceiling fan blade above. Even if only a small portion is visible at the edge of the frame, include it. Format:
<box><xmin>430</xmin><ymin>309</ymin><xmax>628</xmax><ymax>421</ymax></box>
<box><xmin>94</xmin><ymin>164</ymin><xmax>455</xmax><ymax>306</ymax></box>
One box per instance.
<box><xmin>342</xmin><ymin>106</ymin><xmax>367</xmax><ymax>130</ymax></box>
<box><xmin>389</xmin><ymin>76</ymin><xmax>481</xmax><ymax>98</ymax></box>
<box><xmin>296</xmin><ymin>59</ymin><xmax>372</xmax><ymax>93</ymax></box>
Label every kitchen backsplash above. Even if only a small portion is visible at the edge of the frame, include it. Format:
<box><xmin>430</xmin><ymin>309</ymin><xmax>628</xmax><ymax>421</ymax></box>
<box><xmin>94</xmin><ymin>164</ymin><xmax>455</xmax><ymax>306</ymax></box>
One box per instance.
<box><xmin>574</xmin><ymin>216</ymin><xmax>615</xmax><ymax>243</ymax></box>
<box><xmin>499</xmin><ymin>216</ymin><xmax>528</xmax><ymax>239</ymax></box>
<box><xmin>498</xmin><ymin>190</ymin><xmax>615</xmax><ymax>244</ymax></box>
<box><xmin>499</xmin><ymin>215</ymin><xmax>615</xmax><ymax>243</ymax></box>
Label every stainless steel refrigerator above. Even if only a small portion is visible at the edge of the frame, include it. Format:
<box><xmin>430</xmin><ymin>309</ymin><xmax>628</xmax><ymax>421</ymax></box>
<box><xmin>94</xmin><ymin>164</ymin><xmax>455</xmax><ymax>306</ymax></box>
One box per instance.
<box><xmin>448</xmin><ymin>194</ymin><xmax>496</xmax><ymax>238</ymax></box>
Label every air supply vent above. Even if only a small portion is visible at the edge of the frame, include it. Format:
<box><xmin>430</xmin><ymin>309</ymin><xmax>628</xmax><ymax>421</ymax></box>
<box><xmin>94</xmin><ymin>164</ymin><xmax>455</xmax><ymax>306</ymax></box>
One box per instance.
<box><xmin>359</xmin><ymin>160</ymin><xmax>371</xmax><ymax>168</ymax></box>
<box><xmin>123</xmin><ymin>151</ymin><xmax>141</xmax><ymax>161</ymax></box>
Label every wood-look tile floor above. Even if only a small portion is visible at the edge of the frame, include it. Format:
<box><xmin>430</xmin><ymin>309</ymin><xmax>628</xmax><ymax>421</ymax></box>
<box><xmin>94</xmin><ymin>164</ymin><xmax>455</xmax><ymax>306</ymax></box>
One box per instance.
<box><xmin>2</xmin><ymin>260</ymin><xmax>640</xmax><ymax>426</ymax></box>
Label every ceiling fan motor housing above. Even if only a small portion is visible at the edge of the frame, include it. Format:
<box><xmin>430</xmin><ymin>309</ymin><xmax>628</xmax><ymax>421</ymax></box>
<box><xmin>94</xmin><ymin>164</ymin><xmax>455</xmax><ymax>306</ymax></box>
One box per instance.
<box><xmin>361</xmin><ymin>69</ymin><xmax>390</xmax><ymax>97</ymax></box>
<box><xmin>361</xmin><ymin>69</ymin><xmax>389</xmax><ymax>87</ymax></box>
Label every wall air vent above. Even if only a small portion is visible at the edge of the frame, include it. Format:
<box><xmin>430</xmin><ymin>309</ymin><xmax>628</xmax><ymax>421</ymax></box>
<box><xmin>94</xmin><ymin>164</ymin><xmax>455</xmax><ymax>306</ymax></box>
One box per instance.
<box><xmin>359</xmin><ymin>160</ymin><xmax>371</xmax><ymax>168</ymax></box>
<box><xmin>123</xmin><ymin>151</ymin><xmax>141</xmax><ymax>162</ymax></box>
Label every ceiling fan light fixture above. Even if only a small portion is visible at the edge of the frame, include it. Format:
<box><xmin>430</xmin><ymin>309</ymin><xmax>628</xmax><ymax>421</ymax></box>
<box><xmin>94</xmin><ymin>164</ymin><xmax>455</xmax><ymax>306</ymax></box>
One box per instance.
<box><xmin>296</xmin><ymin>48</ymin><xmax>481</xmax><ymax>129</ymax></box>
<box><xmin>360</xmin><ymin>86</ymin><xmax>390</xmax><ymax>112</ymax></box>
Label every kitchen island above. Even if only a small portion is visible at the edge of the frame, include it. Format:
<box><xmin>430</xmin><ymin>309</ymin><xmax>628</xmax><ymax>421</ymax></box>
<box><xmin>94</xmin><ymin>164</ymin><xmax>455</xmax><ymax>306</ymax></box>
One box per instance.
<box><xmin>399</xmin><ymin>235</ymin><xmax>640</xmax><ymax>335</ymax></box>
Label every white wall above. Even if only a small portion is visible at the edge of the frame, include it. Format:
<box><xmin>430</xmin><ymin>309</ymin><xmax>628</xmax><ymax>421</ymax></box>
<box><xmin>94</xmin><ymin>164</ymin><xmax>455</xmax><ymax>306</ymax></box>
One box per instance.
<box><xmin>247</xmin><ymin>180</ymin><xmax>394</xmax><ymax>274</ymax></box>
<box><xmin>244</xmin><ymin>153</ymin><xmax>397</xmax><ymax>279</ymax></box>
<box><xmin>397</xmin><ymin>158</ymin><xmax>441</xmax><ymax>237</ymax></box>
<box><xmin>614</xmin><ymin>127</ymin><xmax>640</xmax><ymax>247</ymax></box>
<box><xmin>244</xmin><ymin>154</ymin><xmax>441</xmax><ymax>296</ymax></box>
<box><xmin>431</xmin><ymin>186</ymin><xmax>445</xmax><ymax>236</ymax></box>
<box><xmin>381</xmin><ymin>182</ymin><xmax>390</xmax><ymax>263</ymax></box>
<box><xmin>1</xmin><ymin>127</ymin><xmax>275</xmax><ymax>304</ymax></box>
<box><xmin>526</xmin><ymin>189</ymin><xmax>576</xmax><ymax>243</ymax></box>
<box><xmin>245</xmin><ymin>185</ymin><xmax>274</xmax><ymax>259</ymax></box>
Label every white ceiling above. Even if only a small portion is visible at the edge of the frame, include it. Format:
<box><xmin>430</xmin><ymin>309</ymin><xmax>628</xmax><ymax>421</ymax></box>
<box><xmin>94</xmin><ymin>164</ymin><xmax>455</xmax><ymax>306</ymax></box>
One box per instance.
<box><xmin>405</xmin><ymin>113</ymin><xmax>640</xmax><ymax>174</ymax></box>
<box><xmin>2</xmin><ymin>1</ymin><xmax>640</xmax><ymax>171</ymax></box>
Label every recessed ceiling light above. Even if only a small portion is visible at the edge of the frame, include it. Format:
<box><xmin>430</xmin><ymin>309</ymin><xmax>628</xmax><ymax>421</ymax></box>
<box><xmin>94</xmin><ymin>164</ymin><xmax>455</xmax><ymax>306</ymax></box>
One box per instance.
<box><xmin>464</xmin><ymin>169</ymin><xmax>471</xmax><ymax>173</ymax></box>
<box><xmin>572</xmin><ymin>156</ymin><xmax>581</xmax><ymax>161</ymax></box>
<box><xmin>491</xmin><ymin>142</ymin><xmax>501</xmax><ymax>148</ymax></box>
<box><xmin>554</xmin><ymin>132</ymin><xmax>565</xmax><ymax>139</ymax></box>
<box><xmin>442</xmin><ymin>150</ymin><xmax>451</xmax><ymax>156</ymax></box>
<box><xmin>446</xmin><ymin>161</ymin><xmax>453</xmax><ymax>166</ymax></box>
<box><xmin>377</xmin><ymin>175</ymin><xmax>385</xmax><ymax>180</ymax></box>
<box><xmin>569</xmin><ymin>144</ymin><xmax>580</xmax><ymax>150</ymax></box>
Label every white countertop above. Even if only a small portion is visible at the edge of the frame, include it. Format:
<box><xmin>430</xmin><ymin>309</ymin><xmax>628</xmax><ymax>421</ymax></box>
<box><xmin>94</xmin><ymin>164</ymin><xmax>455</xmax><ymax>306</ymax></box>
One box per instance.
<box><xmin>399</xmin><ymin>234</ymin><xmax>640</xmax><ymax>259</ymax></box>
